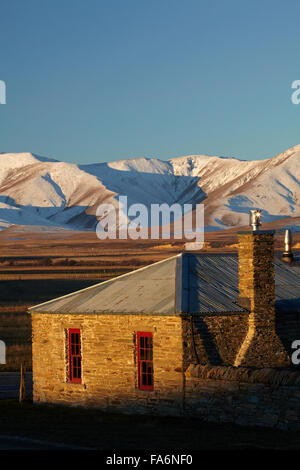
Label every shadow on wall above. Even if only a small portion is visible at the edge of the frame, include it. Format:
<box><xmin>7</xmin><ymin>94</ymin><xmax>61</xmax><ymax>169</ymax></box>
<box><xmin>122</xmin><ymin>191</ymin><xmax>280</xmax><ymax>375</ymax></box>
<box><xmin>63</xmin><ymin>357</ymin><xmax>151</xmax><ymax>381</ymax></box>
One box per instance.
<box><xmin>192</xmin><ymin>317</ymin><xmax>223</xmax><ymax>365</ymax></box>
<box><xmin>187</xmin><ymin>311</ymin><xmax>300</xmax><ymax>369</ymax></box>
<box><xmin>34</xmin><ymin>389</ymin><xmax>185</xmax><ymax>416</ymax></box>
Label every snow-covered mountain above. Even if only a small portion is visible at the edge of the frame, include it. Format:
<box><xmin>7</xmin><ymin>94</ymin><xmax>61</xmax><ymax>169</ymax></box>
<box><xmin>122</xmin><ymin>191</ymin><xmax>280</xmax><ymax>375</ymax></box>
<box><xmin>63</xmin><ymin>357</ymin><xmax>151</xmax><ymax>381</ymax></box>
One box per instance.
<box><xmin>0</xmin><ymin>145</ymin><xmax>299</xmax><ymax>231</ymax></box>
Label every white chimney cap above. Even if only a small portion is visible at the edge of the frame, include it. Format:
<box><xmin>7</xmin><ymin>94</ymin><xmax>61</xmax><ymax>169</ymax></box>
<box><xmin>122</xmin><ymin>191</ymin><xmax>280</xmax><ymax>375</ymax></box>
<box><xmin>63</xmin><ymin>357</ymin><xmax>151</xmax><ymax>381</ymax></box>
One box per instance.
<box><xmin>249</xmin><ymin>209</ymin><xmax>262</xmax><ymax>231</ymax></box>
<box><xmin>282</xmin><ymin>228</ymin><xmax>293</xmax><ymax>262</ymax></box>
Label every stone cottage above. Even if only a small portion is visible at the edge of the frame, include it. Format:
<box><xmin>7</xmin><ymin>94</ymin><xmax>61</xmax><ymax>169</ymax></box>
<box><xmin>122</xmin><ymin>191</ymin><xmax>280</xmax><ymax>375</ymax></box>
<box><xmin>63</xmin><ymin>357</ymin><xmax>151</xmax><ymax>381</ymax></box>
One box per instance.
<box><xmin>29</xmin><ymin>230</ymin><xmax>300</xmax><ymax>427</ymax></box>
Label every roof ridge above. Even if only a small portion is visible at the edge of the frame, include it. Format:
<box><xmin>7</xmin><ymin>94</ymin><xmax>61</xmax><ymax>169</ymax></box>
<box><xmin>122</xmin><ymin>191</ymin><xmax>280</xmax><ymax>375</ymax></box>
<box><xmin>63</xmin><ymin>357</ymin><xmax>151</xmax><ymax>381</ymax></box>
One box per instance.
<box><xmin>29</xmin><ymin>253</ymin><xmax>181</xmax><ymax>312</ymax></box>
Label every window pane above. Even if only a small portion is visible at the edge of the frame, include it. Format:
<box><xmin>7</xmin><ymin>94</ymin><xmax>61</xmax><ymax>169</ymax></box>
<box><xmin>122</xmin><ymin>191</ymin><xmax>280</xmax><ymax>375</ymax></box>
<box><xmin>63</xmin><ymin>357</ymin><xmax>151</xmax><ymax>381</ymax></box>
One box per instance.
<box><xmin>137</xmin><ymin>333</ymin><xmax>153</xmax><ymax>390</ymax></box>
<box><xmin>72</xmin><ymin>357</ymin><xmax>76</xmax><ymax>378</ymax></box>
<box><xmin>68</xmin><ymin>330</ymin><xmax>82</xmax><ymax>382</ymax></box>
<box><xmin>75</xmin><ymin>335</ymin><xmax>80</xmax><ymax>355</ymax></box>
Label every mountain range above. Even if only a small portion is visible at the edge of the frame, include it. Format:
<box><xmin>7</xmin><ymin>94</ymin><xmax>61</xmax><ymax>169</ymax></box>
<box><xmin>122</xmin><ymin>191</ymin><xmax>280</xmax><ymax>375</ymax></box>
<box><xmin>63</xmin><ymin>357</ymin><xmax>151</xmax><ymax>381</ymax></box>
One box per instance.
<box><xmin>0</xmin><ymin>144</ymin><xmax>299</xmax><ymax>232</ymax></box>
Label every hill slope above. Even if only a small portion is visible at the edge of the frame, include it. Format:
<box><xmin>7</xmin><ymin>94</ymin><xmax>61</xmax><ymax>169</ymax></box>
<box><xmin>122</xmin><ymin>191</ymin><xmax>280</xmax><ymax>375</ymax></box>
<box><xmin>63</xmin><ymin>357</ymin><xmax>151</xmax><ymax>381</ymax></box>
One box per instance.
<box><xmin>0</xmin><ymin>146</ymin><xmax>299</xmax><ymax>231</ymax></box>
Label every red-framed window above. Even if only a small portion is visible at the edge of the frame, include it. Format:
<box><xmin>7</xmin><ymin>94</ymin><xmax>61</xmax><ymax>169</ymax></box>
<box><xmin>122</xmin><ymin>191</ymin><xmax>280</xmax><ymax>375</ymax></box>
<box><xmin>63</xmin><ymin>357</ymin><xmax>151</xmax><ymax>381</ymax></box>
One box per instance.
<box><xmin>136</xmin><ymin>332</ymin><xmax>154</xmax><ymax>391</ymax></box>
<box><xmin>68</xmin><ymin>329</ymin><xmax>82</xmax><ymax>384</ymax></box>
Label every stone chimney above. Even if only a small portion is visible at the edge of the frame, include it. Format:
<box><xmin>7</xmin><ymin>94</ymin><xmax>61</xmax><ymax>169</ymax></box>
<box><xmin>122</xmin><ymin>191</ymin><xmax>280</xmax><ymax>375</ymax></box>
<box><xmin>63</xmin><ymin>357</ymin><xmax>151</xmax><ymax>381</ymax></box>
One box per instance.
<box><xmin>234</xmin><ymin>230</ymin><xmax>289</xmax><ymax>368</ymax></box>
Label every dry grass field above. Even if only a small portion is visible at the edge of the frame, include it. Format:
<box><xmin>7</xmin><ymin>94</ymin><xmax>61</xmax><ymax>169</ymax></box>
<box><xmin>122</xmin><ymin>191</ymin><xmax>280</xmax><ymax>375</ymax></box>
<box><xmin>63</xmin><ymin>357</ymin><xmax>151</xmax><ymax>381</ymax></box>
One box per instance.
<box><xmin>0</xmin><ymin>223</ymin><xmax>299</xmax><ymax>371</ymax></box>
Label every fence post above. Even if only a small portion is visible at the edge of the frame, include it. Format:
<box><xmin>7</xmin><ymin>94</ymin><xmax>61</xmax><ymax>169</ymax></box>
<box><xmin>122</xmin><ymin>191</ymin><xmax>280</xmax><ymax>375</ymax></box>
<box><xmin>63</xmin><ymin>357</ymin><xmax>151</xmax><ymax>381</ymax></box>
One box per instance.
<box><xmin>19</xmin><ymin>363</ymin><xmax>26</xmax><ymax>403</ymax></box>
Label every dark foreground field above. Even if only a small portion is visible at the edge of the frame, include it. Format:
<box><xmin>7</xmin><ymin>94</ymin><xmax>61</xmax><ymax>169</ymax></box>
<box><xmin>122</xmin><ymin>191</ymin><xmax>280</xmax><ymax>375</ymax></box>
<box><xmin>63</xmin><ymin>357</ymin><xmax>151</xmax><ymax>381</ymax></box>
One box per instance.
<box><xmin>0</xmin><ymin>399</ymin><xmax>300</xmax><ymax>450</ymax></box>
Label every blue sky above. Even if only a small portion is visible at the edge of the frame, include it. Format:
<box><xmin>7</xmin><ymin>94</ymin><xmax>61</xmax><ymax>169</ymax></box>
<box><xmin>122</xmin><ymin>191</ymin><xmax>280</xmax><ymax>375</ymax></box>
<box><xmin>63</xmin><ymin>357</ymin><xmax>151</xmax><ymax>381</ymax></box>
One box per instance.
<box><xmin>0</xmin><ymin>0</ymin><xmax>300</xmax><ymax>164</ymax></box>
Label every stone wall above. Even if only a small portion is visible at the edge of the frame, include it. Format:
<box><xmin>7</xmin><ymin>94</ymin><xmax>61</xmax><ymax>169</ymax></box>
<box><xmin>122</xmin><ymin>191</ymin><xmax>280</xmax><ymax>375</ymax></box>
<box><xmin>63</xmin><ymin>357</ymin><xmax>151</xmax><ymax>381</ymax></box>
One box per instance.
<box><xmin>185</xmin><ymin>365</ymin><xmax>300</xmax><ymax>430</ymax></box>
<box><xmin>31</xmin><ymin>313</ymin><xmax>184</xmax><ymax>415</ymax></box>
<box><xmin>31</xmin><ymin>311</ymin><xmax>300</xmax><ymax>425</ymax></box>
<box><xmin>236</xmin><ymin>231</ymin><xmax>290</xmax><ymax>367</ymax></box>
<box><xmin>182</xmin><ymin>313</ymin><xmax>249</xmax><ymax>369</ymax></box>
<box><xmin>182</xmin><ymin>309</ymin><xmax>299</xmax><ymax>371</ymax></box>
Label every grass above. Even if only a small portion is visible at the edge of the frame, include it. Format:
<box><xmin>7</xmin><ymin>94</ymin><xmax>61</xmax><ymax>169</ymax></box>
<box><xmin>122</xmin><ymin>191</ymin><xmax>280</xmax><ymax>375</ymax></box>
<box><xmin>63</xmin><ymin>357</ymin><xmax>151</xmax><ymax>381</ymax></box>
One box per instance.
<box><xmin>0</xmin><ymin>399</ymin><xmax>300</xmax><ymax>450</ymax></box>
<box><xmin>0</xmin><ymin>253</ymin><xmax>167</xmax><ymax>370</ymax></box>
<box><xmin>1</xmin><ymin>345</ymin><xmax>32</xmax><ymax>371</ymax></box>
<box><xmin>0</xmin><ymin>280</ymin><xmax>99</xmax><ymax>371</ymax></box>
<box><xmin>0</xmin><ymin>306</ymin><xmax>32</xmax><ymax>371</ymax></box>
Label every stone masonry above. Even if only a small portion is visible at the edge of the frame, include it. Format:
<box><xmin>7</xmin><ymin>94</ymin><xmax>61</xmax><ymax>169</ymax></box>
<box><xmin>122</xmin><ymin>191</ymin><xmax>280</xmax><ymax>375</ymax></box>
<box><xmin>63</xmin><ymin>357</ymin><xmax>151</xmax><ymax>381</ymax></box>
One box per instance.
<box><xmin>234</xmin><ymin>231</ymin><xmax>290</xmax><ymax>367</ymax></box>
<box><xmin>182</xmin><ymin>313</ymin><xmax>249</xmax><ymax>369</ymax></box>
<box><xmin>29</xmin><ymin>231</ymin><xmax>299</xmax><ymax>429</ymax></box>
<box><xmin>31</xmin><ymin>313</ymin><xmax>184</xmax><ymax>415</ymax></box>
<box><xmin>185</xmin><ymin>365</ymin><xmax>300</xmax><ymax>431</ymax></box>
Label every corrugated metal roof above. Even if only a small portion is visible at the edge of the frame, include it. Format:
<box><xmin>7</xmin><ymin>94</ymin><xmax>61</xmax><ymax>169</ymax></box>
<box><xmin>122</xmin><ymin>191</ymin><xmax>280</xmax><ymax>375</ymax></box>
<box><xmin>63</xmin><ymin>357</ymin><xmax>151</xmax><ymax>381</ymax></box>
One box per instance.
<box><xmin>274</xmin><ymin>255</ymin><xmax>300</xmax><ymax>313</ymax></box>
<box><xmin>181</xmin><ymin>254</ymin><xmax>244</xmax><ymax>314</ymax></box>
<box><xmin>29</xmin><ymin>256</ymin><xmax>178</xmax><ymax>315</ymax></box>
<box><xmin>181</xmin><ymin>253</ymin><xmax>300</xmax><ymax>314</ymax></box>
<box><xmin>29</xmin><ymin>252</ymin><xmax>300</xmax><ymax>316</ymax></box>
